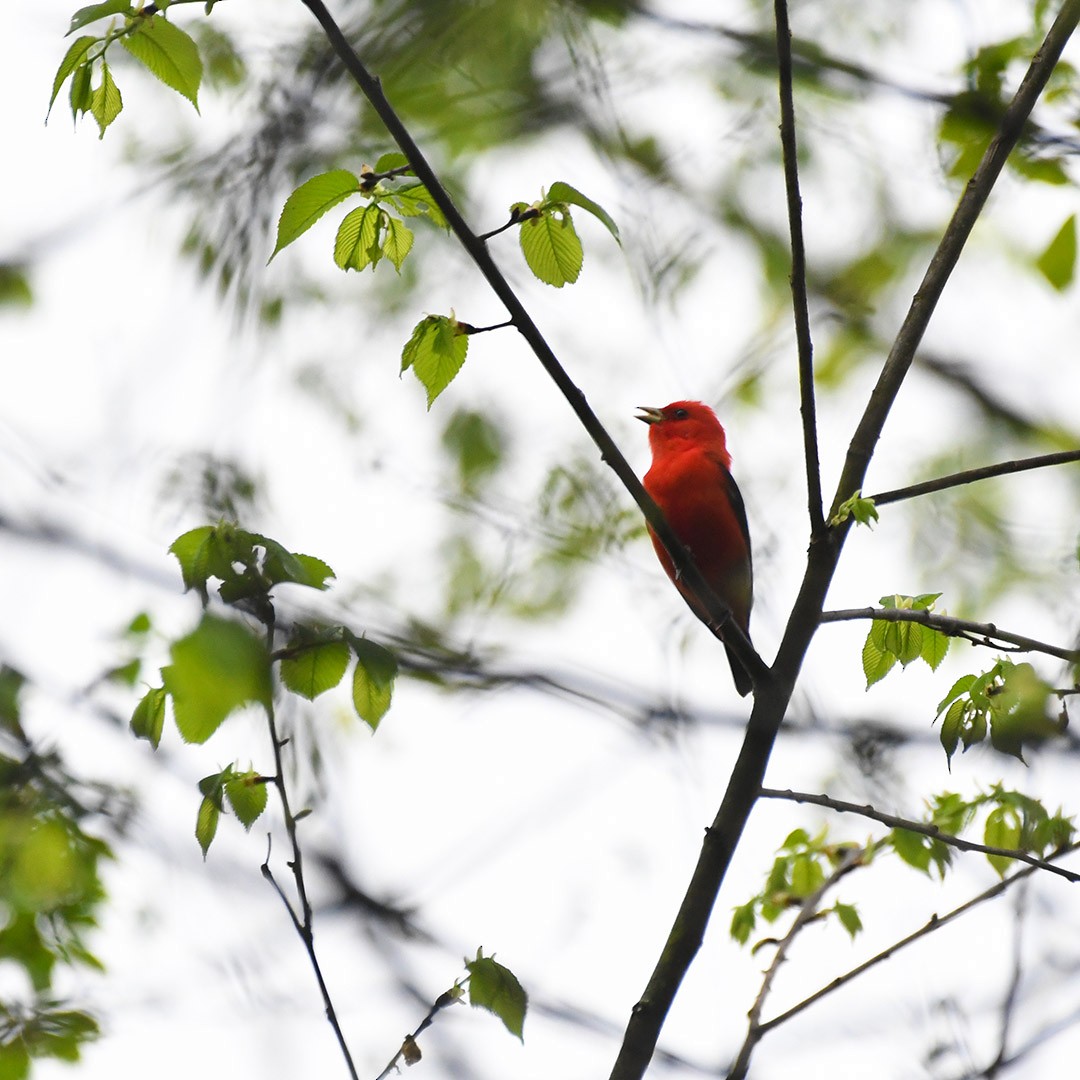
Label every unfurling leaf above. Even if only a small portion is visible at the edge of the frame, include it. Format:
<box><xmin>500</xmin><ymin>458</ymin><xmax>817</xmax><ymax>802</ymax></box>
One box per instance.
<box><xmin>401</xmin><ymin>314</ymin><xmax>470</xmax><ymax>408</ymax></box>
<box><xmin>466</xmin><ymin>949</ymin><xmax>527</xmax><ymax>1041</ymax></box>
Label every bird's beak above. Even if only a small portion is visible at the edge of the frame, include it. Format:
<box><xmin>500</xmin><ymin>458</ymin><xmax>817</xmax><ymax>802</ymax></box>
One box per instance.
<box><xmin>636</xmin><ymin>406</ymin><xmax>664</xmax><ymax>425</ymax></box>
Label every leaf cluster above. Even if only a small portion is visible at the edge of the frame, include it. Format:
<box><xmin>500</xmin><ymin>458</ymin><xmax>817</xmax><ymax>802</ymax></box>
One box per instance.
<box><xmin>862</xmin><ymin>593</ymin><xmax>950</xmax><ymax>687</ymax></box>
<box><xmin>49</xmin><ymin>3</ymin><xmax>202</xmax><ymax>138</ymax></box>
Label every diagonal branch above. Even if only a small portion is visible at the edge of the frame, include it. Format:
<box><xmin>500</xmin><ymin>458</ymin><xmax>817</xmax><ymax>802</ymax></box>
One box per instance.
<box><xmin>296</xmin><ymin>0</ymin><xmax>765</xmax><ymax>690</ymax></box>
<box><xmin>728</xmin><ymin>846</ymin><xmax>865</xmax><ymax>1080</ymax></box>
<box><xmin>755</xmin><ymin>845</ymin><xmax>1080</xmax><ymax>1039</ymax></box>
<box><xmin>819</xmin><ymin>606</ymin><xmax>1080</xmax><ymax>663</ymax></box>
<box><xmin>868</xmin><ymin>449</ymin><xmax>1080</xmax><ymax>507</ymax></box>
<box><xmin>759</xmin><ymin>788</ymin><xmax>1080</xmax><ymax>883</ymax></box>
<box><xmin>832</xmin><ymin>0</ymin><xmax>1080</xmax><ymax>519</ymax></box>
<box><xmin>774</xmin><ymin>0</ymin><xmax>824</xmax><ymax>538</ymax></box>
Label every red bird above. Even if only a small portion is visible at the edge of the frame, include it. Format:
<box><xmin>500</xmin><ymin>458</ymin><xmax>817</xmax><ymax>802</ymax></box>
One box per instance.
<box><xmin>637</xmin><ymin>400</ymin><xmax>754</xmax><ymax>695</ymax></box>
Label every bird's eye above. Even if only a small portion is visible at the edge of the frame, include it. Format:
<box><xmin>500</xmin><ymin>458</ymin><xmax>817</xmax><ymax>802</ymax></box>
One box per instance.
<box><xmin>673</xmin><ymin>408</ymin><xmax>688</xmax><ymax>420</ymax></box>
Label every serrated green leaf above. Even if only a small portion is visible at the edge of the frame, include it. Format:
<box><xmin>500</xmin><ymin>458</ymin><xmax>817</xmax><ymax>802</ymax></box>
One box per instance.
<box><xmin>519</xmin><ymin>209</ymin><xmax>583</xmax><ymax>287</ymax></box>
<box><xmin>48</xmin><ymin>36</ymin><xmax>97</xmax><ymax>118</ymax></box>
<box><xmin>121</xmin><ymin>15</ymin><xmax>202</xmax><ymax>110</ymax></box>
<box><xmin>67</xmin><ymin>0</ymin><xmax>132</xmax><ymax>34</ymax></box>
<box><xmin>350</xmin><ymin>636</ymin><xmax>398</xmax><ymax>731</ymax></box>
<box><xmin>1036</xmin><ymin>214</ymin><xmax>1076</xmax><ymax>291</ymax></box>
<box><xmin>940</xmin><ymin>698</ymin><xmax>964</xmax><ymax>764</ymax></box>
<box><xmin>281</xmin><ymin>639</ymin><xmax>350</xmax><ymax>700</ymax></box>
<box><xmin>466</xmin><ymin>952</ymin><xmax>527</xmax><ymax>1041</ymax></box>
<box><xmin>390</xmin><ymin>183</ymin><xmax>448</xmax><ymax>228</ymax></box>
<box><xmin>270</xmin><ymin>170</ymin><xmax>361</xmax><ymax>261</ymax></box>
<box><xmin>169</xmin><ymin>525</ymin><xmax>216</xmax><ymax>598</ymax></box>
<box><xmin>334</xmin><ymin>203</ymin><xmax>383</xmax><ymax>272</ymax></box>
<box><xmin>196</xmin><ymin>795</ymin><xmax>219</xmax><ymax>858</ymax></box>
<box><xmin>255</xmin><ymin>536</ymin><xmax>334</xmax><ymax>589</ymax></box>
<box><xmin>545</xmin><ymin>181</ymin><xmax>620</xmax><ymax>242</ymax></box>
<box><xmin>936</xmin><ymin>673</ymin><xmax>976</xmax><ymax>716</ymax></box>
<box><xmin>224</xmin><ymin>769</ymin><xmax>268</xmax><ymax>830</ymax></box>
<box><xmin>382</xmin><ymin>215</ymin><xmax>415</xmax><ymax>271</ymax></box>
<box><xmin>862</xmin><ymin>628</ymin><xmax>895</xmax><ymax>687</ymax></box>
<box><xmin>401</xmin><ymin>315</ymin><xmax>470</xmax><ymax>408</ymax></box>
<box><xmin>896</xmin><ymin>621</ymin><xmax>923</xmax><ymax>666</ymax></box>
<box><xmin>90</xmin><ymin>60</ymin><xmax>122</xmax><ymax>138</ymax></box>
<box><xmin>130</xmin><ymin>685</ymin><xmax>166</xmax><ymax>749</ymax></box>
<box><xmin>921</xmin><ymin>627</ymin><xmax>950</xmax><ymax>671</ymax></box>
<box><xmin>163</xmin><ymin>615</ymin><xmax>271</xmax><ymax>743</ymax></box>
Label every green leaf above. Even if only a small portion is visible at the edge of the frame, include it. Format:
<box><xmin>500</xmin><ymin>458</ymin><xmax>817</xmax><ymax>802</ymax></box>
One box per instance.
<box><xmin>1035</xmin><ymin>214</ymin><xmax>1076</xmax><ymax>291</ymax></box>
<box><xmin>270</xmin><ymin>170</ymin><xmax>361</xmax><ymax>261</ymax></box>
<box><xmin>48</xmin><ymin>36</ymin><xmax>97</xmax><ymax>118</ymax></box>
<box><xmin>381</xmin><ymin>215</ymin><xmax>415</xmax><ymax>272</ymax></box>
<box><xmin>195</xmin><ymin>795</ymin><xmax>219</xmax><ymax>858</ymax></box>
<box><xmin>730</xmin><ymin>901</ymin><xmax>757</xmax><ymax>944</ymax></box>
<box><xmin>939</xmin><ymin>698</ymin><xmax>965</xmax><ymax>764</ymax></box>
<box><xmin>224</xmin><ymin>769</ymin><xmax>268</xmax><ymax>830</ymax></box>
<box><xmin>401</xmin><ymin>314</ymin><xmax>470</xmax><ymax>408</ymax></box>
<box><xmin>390</xmin><ymin>183</ymin><xmax>448</xmax><ymax>228</ymax></box>
<box><xmin>466</xmin><ymin>950</ymin><xmax>527</xmax><ymax>1041</ymax></box>
<box><xmin>67</xmin><ymin>0</ymin><xmax>132</xmax><ymax>34</ymax></box>
<box><xmin>920</xmin><ymin>626</ymin><xmax>950</xmax><ymax>671</ymax></box>
<box><xmin>169</xmin><ymin>525</ymin><xmax>217</xmax><ymax>598</ymax></box>
<box><xmin>519</xmin><ymin>208</ymin><xmax>583</xmax><ymax>287</ymax></box>
<box><xmin>834</xmin><ymin>901</ymin><xmax>862</xmax><ymax>939</ymax></box>
<box><xmin>984</xmin><ymin>806</ymin><xmax>1021</xmax><ymax>876</ymax></box>
<box><xmin>256</xmin><ymin>536</ymin><xmax>334</xmax><ymax>589</ymax></box>
<box><xmin>829</xmin><ymin>491</ymin><xmax>878</xmax><ymax>528</ymax></box>
<box><xmin>130</xmin><ymin>685</ymin><xmax>166</xmax><ymax>749</ymax></box>
<box><xmin>372</xmin><ymin>151</ymin><xmax>409</xmax><ymax>173</ymax></box>
<box><xmin>350</xmin><ymin>636</ymin><xmax>398</xmax><ymax>731</ymax></box>
<box><xmin>281</xmin><ymin>639</ymin><xmax>350</xmax><ymax>700</ymax></box>
<box><xmin>121</xmin><ymin>14</ymin><xmax>202</xmax><ymax>110</ymax></box>
<box><xmin>334</xmin><ymin>203</ymin><xmax>383</xmax><ymax>272</ymax></box>
<box><xmin>936</xmin><ymin>673</ymin><xmax>976</xmax><ymax>716</ymax></box>
<box><xmin>69</xmin><ymin>60</ymin><xmax>94</xmax><ymax>122</ymax></box>
<box><xmin>545</xmin><ymin>181</ymin><xmax>621</xmax><ymax>243</ymax></box>
<box><xmin>89</xmin><ymin>60</ymin><xmax>122</xmax><ymax>138</ymax></box>
<box><xmin>862</xmin><ymin>627</ymin><xmax>895</xmax><ymax>687</ymax></box>
<box><xmin>162</xmin><ymin>615</ymin><xmax>271</xmax><ymax>743</ymax></box>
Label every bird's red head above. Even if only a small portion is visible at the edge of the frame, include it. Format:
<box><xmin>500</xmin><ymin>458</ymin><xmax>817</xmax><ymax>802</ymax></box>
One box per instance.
<box><xmin>636</xmin><ymin>400</ymin><xmax>730</xmax><ymax>463</ymax></box>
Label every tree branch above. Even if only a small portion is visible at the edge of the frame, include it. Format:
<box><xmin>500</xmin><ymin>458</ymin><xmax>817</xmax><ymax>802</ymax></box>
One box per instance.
<box><xmin>832</xmin><ymin>0</ymin><xmax>1080</xmax><ymax>519</ymax></box>
<box><xmin>611</xmin><ymin>8</ymin><xmax>1080</xmax><ymax>1075</ymax></box>
<box><xmin>728</xmin><ymin>846</ymin><xmax>865</xmax><ymax>1080</ymax></box>
<box><xmin>296</xmin><ymin>0</ymin><xmax>765</xmax><ymax>691</ymax></box>
<box><xmin>759</xmin><ymin>788</ymin><xmax>1080</xmax><ymax>884</ymax></box>
<box><xmin>757</xmin><ymin>844</ymin><xmax>1080</xmax><ymax>1038</ymax></box>
<box><xmin>819</xmin><ymin>606</ymin><xmax>1080</xmax><ymax>663</ymax></box>
<box><xmin>868</xmin><ymin>449</ymin><xmax>1080</xmax><ymax>507</ymax></box>
<box><xmin>774</xmin><ymin>0</ymin><xmax>824</xmax><ymax>538</ymax></box>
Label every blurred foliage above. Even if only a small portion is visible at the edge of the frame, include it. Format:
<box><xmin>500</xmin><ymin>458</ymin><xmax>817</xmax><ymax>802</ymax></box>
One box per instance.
<box><xmin>0</xmin><ymin>667</ymin><xmax>123</xmax><ymax>1076</ymax></box>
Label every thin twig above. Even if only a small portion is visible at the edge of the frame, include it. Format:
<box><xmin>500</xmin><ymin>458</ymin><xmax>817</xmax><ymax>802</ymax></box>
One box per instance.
<box><xmin>774</xmin><ymin>0</ymin><xmax>824</xmax><ymax>538</ymax></box>
<box><xmin>728</xmin><ymin>846</ymin><xmax>864</xmax><ymax>1080</ymax></box>
<box><xmin>983</xmin><ymin>886</ymin><xmax>1027</xmax><ymax>1078</ymax></box>
<box><xmin>868</xmin><ymin>449</ymin><xmax>1080</xmax><ymax>507</ymax></box>
<box><xmin>819</xmin><ymin>606</ymin><xmax>1080</xmax><ymax>663</ymax></box>
<box><xmin>261</xmin><ymin>610</ymin><xmax>360</xmax><ymax>1080</ymax></box>
<box><xmin>757</xmin><ymin>844</ymin><xmax>1079</xmax><ymax>1038</ymax></box>
<box><xmin>373</xmin><ymin>984</ymin><xmax>465</xmax><ymax>1080</ymax></box>
<box><xmin>759</xmin><ymin>789</ymin><xmax>1080</xmax><ymax>883</ymax></box>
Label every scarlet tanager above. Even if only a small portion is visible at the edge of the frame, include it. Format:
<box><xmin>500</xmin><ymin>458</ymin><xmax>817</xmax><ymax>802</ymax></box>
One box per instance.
<box><xmin>637</xmin><ymin>400</ymin><xmax>754</xmax><ymax>696</ymax></box>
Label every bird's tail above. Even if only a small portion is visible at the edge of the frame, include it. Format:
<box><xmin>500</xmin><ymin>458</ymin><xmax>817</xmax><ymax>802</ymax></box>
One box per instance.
<box><xmin>725</xmin><ymin>642</ymin><xmax>753</xmax><ymax>697</ymax></box>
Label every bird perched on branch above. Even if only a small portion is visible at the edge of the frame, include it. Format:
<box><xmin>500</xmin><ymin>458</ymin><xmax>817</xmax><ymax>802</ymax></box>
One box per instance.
<box><xmin>637</xmin><ymin>400</ymin><xmax>754</xmax><ymax>695</ymax></box>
